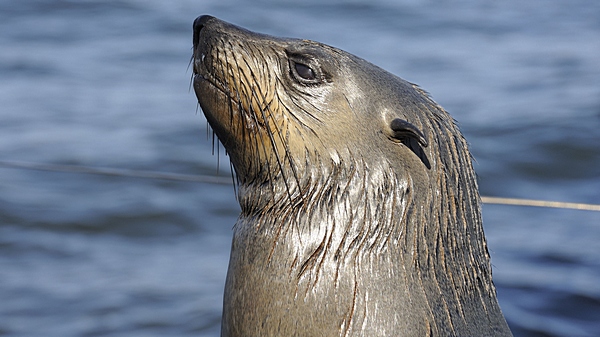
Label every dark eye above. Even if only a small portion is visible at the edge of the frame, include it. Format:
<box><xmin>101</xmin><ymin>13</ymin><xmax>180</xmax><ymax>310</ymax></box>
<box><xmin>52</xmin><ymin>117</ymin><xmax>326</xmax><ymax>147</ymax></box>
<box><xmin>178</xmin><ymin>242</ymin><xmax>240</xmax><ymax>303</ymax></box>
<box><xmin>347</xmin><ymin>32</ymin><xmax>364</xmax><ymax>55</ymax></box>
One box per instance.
<box><xmin>294</xmin><ymin>62</ymin><xmax>316</xmax><ymax>81</ymax></box>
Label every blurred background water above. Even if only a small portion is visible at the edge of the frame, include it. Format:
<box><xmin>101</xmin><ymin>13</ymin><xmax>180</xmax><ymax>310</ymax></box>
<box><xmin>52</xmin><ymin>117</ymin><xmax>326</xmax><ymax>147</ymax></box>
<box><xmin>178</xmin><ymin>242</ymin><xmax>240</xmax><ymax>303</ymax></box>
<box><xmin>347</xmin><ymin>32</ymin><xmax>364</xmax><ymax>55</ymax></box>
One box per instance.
<box><xmin>1</xmin><ymin>0</ymin><xmax>599</xmax><ymax>336</ymax></box>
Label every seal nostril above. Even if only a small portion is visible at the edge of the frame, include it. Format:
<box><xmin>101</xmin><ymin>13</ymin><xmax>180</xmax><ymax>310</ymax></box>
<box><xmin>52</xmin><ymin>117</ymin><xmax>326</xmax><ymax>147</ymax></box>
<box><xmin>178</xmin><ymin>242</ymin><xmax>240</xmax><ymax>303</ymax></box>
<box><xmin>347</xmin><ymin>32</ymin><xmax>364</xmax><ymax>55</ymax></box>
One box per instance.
<box><xmin>193</xmin><ymin>15</ymin><xmax>216</xmax><ymax>47</ymax></box>
<box><xmin>194</xmin><ymin>15</ymin><xmax>215</xmax><ymax>33</ymax></box>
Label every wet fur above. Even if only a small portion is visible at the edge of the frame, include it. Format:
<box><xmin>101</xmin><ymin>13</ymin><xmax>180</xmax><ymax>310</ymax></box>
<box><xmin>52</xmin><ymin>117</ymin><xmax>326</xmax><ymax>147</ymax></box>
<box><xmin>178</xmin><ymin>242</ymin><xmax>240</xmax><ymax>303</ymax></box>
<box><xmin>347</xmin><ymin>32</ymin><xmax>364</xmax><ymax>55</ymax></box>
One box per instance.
<box><xmin>193</xmin><ymin>16</ymin><xmax>512</xmax><ymax>337</ymax></box>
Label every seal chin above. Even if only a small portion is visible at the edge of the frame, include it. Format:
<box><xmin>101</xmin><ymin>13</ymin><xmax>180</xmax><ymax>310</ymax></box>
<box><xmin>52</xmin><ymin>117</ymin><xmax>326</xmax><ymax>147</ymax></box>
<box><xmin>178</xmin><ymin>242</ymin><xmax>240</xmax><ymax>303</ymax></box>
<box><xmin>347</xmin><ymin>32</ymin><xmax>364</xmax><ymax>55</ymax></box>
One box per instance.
<box><xmin>193</xmin><ymin>72</ymin><xmax>233</xmax><ymax>145</ymax></box>
<box><xmin>193</xmin><ymin>72</ymin><xmax>222</xmax><ymax>104</ymax></box>
<box><xmin>193</xmin><ymin>74</ymin><xmax>219</xmax><ymax>115</ymax></box>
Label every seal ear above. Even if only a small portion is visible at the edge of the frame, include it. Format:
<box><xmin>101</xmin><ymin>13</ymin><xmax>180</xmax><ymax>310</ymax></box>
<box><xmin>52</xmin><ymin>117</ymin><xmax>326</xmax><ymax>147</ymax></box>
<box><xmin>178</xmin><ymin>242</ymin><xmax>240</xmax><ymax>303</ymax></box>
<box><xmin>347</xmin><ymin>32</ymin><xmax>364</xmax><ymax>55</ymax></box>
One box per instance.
<box><xmin>388</xmin><ymin>118</ymin><xmax>431</xmax><ymax>169</ymax></box>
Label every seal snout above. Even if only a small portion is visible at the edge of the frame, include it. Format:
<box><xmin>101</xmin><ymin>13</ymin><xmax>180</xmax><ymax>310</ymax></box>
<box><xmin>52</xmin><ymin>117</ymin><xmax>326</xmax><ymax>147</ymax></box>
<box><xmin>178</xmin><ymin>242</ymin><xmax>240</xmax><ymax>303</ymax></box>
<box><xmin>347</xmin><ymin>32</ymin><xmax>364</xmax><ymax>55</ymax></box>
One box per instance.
<box><xmin>192</xmin><ymin>15</ymin><xmax>217</xmax><ymax>77</ymax></box>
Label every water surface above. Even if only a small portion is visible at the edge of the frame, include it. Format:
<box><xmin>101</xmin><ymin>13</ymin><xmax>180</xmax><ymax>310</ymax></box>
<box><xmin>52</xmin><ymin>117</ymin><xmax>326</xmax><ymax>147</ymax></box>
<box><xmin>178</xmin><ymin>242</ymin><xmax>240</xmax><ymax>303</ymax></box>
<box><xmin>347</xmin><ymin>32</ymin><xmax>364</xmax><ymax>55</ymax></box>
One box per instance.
<box><xmin>1</xmin><ymin>1</ymin><xmax>599</xmax><ymax>336</ymax></box>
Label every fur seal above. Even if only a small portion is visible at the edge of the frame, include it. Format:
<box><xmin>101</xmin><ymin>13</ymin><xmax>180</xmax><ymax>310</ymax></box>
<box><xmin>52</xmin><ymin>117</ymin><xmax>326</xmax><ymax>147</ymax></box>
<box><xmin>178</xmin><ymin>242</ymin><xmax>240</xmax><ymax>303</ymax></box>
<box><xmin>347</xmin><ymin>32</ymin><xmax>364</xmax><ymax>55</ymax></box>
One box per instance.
<box><xmin>192</xmin><ymin>15</ymin><xmax>512</xmax><ymax>337</ymax></box>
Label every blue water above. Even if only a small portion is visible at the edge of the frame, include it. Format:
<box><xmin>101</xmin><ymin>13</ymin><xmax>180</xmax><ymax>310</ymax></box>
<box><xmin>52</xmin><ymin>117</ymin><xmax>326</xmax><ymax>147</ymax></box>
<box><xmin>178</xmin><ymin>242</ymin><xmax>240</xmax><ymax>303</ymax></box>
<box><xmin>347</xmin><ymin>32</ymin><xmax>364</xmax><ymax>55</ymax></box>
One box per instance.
<box><xmin>1</xmin><ymin>1</ymin><xmax>599</xmax><ymax>336</ymax></box>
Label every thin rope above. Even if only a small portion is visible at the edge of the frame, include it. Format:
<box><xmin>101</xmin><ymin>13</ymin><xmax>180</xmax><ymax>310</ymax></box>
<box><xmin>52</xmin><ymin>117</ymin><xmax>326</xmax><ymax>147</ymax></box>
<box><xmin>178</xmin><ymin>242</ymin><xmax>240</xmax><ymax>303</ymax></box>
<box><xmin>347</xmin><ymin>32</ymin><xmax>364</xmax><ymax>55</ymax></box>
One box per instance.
<box><xmin>481</xmin><ymin>196</ymin><xmax>600</xmax><ymax>212</ymax></box>
<box><xmin>1</xmin><ymin>160</ymin><xmax>598</xmax><ymax>212</ymax></box>
<box><xmin>0</xmin><ymin>160</ymin><xmax>231</xmax><ymax>185</ymax></box>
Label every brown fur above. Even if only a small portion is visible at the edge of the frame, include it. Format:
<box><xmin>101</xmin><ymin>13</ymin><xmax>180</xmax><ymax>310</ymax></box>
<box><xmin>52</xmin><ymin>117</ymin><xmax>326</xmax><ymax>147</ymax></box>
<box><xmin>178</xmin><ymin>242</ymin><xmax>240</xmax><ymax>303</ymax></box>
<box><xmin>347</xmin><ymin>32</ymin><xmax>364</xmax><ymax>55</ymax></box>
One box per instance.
<box><xmin>193</xmin><ymin>15</ymin><xmax>512</xmax><ymax>337</ymax></box>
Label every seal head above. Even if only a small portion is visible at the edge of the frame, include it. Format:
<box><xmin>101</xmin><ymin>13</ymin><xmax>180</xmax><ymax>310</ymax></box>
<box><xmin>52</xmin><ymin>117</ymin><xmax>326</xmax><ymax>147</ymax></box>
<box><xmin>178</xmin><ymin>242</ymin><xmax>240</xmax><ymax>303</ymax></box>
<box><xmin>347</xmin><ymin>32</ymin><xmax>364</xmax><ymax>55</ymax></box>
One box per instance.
<box><xmin>193</xmin><ymin>15</ymin><xmax>512</xmax><ymax>337</ymax></box>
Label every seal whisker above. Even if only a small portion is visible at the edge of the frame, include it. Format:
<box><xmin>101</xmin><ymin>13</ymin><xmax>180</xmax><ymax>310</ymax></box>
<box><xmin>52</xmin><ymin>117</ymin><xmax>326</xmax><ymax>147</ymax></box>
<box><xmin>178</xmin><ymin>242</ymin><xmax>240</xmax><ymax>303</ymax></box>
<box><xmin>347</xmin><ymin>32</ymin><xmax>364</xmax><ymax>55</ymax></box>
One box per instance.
<box><xmin>255</xmin><ymin>90</ymin><xmax>303</xmax><ymax>204</ymax></box>
<box><xmin>224</xmin><ymin>41</ymin><xmax>297</xmax><ymax>201</ymax></box>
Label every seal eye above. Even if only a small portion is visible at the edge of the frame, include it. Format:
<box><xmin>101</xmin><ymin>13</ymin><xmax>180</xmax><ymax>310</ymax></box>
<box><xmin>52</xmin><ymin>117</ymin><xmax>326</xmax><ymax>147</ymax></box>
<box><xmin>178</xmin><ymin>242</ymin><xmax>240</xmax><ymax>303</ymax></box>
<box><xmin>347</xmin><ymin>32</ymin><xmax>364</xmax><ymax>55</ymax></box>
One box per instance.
<box><xmin>294</xmin><ymin>62</ymin><xmax>316</xmax><ymax>81</ymax></box>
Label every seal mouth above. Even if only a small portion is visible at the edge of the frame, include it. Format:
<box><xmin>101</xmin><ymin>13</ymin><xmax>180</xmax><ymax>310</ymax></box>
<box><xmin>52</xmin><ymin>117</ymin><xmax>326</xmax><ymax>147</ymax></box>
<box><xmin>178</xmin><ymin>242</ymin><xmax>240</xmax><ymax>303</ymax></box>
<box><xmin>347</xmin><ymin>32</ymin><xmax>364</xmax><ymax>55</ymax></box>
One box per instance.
<box><xmin>192</xmin><ymin>46</ymin><xmax>228</xmax><ymax>99</ymax></box>
<box><xmin>193</xmin><ymin>59</ymin><xmax>229</xmax><ymax>98</ymax></box>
